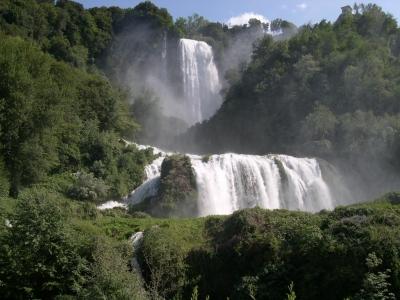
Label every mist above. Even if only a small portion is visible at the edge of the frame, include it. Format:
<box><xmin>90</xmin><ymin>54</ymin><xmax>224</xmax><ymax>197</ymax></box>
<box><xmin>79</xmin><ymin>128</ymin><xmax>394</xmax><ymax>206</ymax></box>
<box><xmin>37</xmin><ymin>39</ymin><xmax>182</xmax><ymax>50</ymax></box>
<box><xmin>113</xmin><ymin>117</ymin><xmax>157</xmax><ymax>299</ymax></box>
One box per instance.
<box><xmin>106</xmin><ymin>5</ymin><xmax>400</xmax><ymax>215</ymax></box>
<box><xmin>106</xmin><ymin>22</ymin><xmax>190</xmax><ymax>149</ymax></box>
<box><xmin>106</xmin><ymin>14</ymin><xmax>298</xmax><ymax>152</ymax></box>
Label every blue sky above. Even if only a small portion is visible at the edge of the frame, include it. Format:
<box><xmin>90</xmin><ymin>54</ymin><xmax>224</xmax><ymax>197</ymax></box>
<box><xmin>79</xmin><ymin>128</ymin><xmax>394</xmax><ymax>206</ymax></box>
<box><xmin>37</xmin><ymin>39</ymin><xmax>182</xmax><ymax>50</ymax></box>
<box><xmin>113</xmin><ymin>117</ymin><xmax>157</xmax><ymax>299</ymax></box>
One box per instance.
<box><xmin>81</xmin><ymin>0</ymin><xmax>400</xmax><ymax>26</ymax></box>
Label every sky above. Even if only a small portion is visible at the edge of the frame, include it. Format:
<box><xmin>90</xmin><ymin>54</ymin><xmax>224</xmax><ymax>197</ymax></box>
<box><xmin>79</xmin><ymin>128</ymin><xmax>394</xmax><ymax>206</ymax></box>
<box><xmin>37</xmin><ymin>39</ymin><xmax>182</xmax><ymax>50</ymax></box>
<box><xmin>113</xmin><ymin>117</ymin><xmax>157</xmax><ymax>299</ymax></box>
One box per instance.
<box><xmin>81</xmin><ymin>0</ymin><xmax>400</xmax><ymax>26</ymax></box>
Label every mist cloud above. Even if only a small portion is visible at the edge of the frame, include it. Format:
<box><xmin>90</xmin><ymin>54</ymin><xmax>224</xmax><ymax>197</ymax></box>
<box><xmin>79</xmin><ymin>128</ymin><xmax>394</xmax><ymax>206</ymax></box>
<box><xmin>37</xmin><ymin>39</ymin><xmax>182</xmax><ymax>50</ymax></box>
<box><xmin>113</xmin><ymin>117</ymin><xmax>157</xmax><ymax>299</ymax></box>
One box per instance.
<box><xmin>226</xmin><ymin>12</ymin><xmax>270</xmax><ymax>28</ymax></box>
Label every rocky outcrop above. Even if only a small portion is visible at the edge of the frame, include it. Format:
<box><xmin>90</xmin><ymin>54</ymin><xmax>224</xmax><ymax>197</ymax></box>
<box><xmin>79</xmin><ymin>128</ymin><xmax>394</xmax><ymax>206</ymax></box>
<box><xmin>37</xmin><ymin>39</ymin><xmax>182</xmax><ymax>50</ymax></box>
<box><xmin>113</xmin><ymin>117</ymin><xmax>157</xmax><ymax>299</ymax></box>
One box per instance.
<box><xmin>130</xmin><ymin>155</ymin><xmax>198</xmax><ymax>217</ymax></box>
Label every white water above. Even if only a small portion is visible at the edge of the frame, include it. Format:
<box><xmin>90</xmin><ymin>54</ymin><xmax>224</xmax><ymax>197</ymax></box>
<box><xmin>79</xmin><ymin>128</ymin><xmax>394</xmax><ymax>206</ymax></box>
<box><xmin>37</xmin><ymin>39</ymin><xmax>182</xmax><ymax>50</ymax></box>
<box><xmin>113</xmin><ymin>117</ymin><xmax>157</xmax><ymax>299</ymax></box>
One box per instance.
<box><xmin>105</xmin><ymin>38</ymin><xmax>341</xmax><ymax>216</ymax></box>
<box><xmin>179</xmin><ymin>38</ymin><xmax>222</xmax><ymax>124</ymax></box>
<box><xmin>98</xmin><ymin>201</ymin><xmax>127</xmax><ymax>210</ymax></box>
<box><xmin>127</xmin><ymin>147</ymin><xmax>339</xmax><ymax>216</ymax></box>
<box><xmin>127</xmin><ymin>144</ymin><xmax>171</xmax><ymax>205</ymax></box>
<box><xmin>130</xmin><ymin>231</ymin><xmax>144</xmax><ymax>279</ymax></box>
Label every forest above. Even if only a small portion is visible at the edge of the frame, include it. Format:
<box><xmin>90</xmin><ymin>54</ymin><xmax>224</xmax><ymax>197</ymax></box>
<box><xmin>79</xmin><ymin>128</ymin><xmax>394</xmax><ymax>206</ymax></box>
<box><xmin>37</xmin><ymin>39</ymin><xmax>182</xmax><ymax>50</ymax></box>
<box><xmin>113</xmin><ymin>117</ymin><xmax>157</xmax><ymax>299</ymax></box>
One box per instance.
<box><xmin>182</xmin><ymin>4</ymin><xmax>400</xmax><ymax>200</ymax></box>
<box><xmin>0</xmin><ymin>0</ymin><xmax>399</xmax><ymax>299</ymax></box>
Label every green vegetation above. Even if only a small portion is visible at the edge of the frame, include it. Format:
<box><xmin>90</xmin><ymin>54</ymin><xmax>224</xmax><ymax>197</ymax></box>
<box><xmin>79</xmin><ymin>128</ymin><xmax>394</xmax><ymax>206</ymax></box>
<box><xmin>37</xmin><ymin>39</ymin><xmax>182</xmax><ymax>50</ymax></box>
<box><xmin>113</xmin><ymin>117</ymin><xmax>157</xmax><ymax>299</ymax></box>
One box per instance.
<box><xmin>0</xmin><ymin>2</ymin><xmax>159</xmax><ymax>297</ymax></box>
<box><xmin>136</xmin><ymin>194</ymin><xmax>400</xmax><ymax>300</ymax></box>
<box><xmin>81</xmin><ymin>237</ymin><xmax>148</xmax><ymax>299</ymax></box>
<box><xmin>0</xmin><ymin>6</ymin><xmax>156</xmax><ymax>199</ymax></box>
<box><xmin>184</xmin><ymin>4</ymin><xmax>400</xmax><ymax>192</ymax></box>
<box><xmin>0</xmin><ymin>190</ymin><xmax>205</xmax><ymax>299</ymax></box>
<box><xmin>3</xmin><ymin>190</ymin><xmax>398</xmax><ymax>299</ymax></box>
<box><xmin>0</xmin><ymin>191</ymin><xmax>87</xmax><ymax>299</ymax></box>
<box><xmin>157</xmin><ymin>155</ymin><xmax>197</xmax><ymax>216</ymax></box>
<box><xmin>0</xmin><ymin>0</ymin><xmax>111</xmax><ymax>67</ymax></box>
<box><xmin>1</xmin><ymin>1</ymin><xmax>400</xmax><ymax>299</ymax></box>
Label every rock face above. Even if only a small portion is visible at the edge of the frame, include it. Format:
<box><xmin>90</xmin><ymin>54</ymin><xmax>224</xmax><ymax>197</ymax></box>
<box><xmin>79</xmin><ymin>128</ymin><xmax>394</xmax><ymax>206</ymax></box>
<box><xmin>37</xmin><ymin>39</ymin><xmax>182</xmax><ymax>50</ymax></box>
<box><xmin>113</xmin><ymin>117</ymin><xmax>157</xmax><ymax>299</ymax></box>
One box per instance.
<box><xmin>130</xmin><ymin>155</ymin><xmax>198</xmax><ymax>217</ymax></box>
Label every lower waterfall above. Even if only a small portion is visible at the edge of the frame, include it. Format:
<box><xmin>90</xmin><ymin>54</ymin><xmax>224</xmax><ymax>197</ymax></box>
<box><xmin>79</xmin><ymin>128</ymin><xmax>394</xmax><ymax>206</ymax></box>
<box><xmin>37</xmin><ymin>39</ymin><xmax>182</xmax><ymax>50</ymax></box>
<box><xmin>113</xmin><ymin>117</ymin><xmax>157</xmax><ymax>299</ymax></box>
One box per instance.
<box><xmin>126</xmin><ymin>146</ymin><xmax>345</xmax><ymax>216</ymax></box>
<box><xmin>192</xmin><ymin>154</ymin><xmax>334</xmax><ymax>216</ymax></box>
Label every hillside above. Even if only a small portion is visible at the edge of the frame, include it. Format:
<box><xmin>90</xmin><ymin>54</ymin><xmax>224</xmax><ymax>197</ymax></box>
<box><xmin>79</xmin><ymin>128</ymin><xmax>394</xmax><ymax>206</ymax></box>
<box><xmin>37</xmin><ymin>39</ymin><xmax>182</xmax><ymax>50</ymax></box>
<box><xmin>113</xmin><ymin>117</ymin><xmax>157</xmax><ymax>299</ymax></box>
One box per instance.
<box><xmin>181</xmin><ymin>4</ymin><xmax>400</xmax><ymax>199</ymax></box>
<box><xmin>0</xmin><ymin>1</ymin><xmax>400</xmax><ymax>299</ymax></box>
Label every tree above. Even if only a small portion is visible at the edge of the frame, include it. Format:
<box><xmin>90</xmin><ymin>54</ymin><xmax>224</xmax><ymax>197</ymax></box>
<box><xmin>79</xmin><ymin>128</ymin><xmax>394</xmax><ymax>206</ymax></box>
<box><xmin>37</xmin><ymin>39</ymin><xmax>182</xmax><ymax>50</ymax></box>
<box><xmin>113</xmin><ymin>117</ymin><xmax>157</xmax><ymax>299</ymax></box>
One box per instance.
<box><xmin>0</xmin><ymin>36</ymin><xmax>60</xmax><ymax>195</ymax></box>
<box><xmin>301</xmin><ymin>104</ymin><xmax>337</xmax><ymax>141</ymax></box>
<box><xmin>0</xmin><ymin>189</ymin><xmax>87</xmax><ymax>299</ymax></box>
<box><xmin>140</xmin><ymin>227</ymin><xmax>187</xmax><ymax>299</ymax></box>
<box><xmin>353</xmin><ymin>253</ymin><xmax>395</xmax><ymax>300</ymax></box>
<box><xmin>68</xmin><ymin>171</ymin><xmax>109</xmax><ymax>202</ymax></box>
<box><xmin>82</xmin><ymin>238</ymin><xmax>148</xmax><ymax>300</ymax></box>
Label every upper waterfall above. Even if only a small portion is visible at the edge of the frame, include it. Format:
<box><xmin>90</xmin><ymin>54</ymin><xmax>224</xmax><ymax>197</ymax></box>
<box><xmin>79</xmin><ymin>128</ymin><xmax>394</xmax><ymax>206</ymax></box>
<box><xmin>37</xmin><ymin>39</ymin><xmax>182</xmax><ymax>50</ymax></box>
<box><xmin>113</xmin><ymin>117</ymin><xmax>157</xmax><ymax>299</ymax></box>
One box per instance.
<box><xmin>179</xmin><ymin>38</ymin><xmax>222</xmax><ymax>125</ymax></box>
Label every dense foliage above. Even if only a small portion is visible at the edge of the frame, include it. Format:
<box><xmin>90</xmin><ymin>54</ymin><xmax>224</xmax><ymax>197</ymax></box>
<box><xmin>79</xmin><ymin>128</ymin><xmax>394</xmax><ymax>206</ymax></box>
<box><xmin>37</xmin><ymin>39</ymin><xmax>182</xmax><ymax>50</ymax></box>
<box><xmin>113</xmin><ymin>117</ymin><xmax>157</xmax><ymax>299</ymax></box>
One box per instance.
<box><xmin>2</xmin><ymin>189</ymin><xmax>400</xmax><ymax>299</ymax></box>
<box><xmin>138</xmin><ymin>193</ymin><xmax>400</xmax><ymax>300</ymax></box>
<box><xmin>0</xmin><ymin>2</ymin><xmax>169</xmax><ymax>298</ymax></box>
<box><xmin>0</xmin><ymin>191</ymin><xmax>86</xmax><ymax>298</ymax></box>
<box><xmin>182</xmin><ymin>4</ymin><xmax>400</xmax><ymax>192</ymax></box>
<box><xmin>0</xmin><ymin>0</ymin><xmax>111</xmax><ymax>67</ymax></box>
<box><xmin>0</xmin><ymin>0</ymin><xmax>163</xmax><ymax>199</ymax></box>
<box><xmin>0</xmin><ymin>34</ymin><xmax>155</xmax><ymax>199</ymax></box>
<box><xmin>1</xmin><ymin>1</ymin><xmax>400</xmax><ymax>299</ymax></box>
<box><xmin>0</xmin><ymin>188</ymin><xmax>151</xmax><ymax>299</ymax></box>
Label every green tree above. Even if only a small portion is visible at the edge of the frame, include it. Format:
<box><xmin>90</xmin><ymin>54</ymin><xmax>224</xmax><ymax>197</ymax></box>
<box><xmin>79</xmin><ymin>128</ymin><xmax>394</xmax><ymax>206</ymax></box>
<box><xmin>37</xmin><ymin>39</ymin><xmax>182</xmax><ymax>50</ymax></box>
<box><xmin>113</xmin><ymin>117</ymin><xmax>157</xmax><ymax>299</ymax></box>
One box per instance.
<box><xmin>0</xmin><ymin>36</ymin><xmax>60</xmax><ymax>195</ymax></box>
<box><xmin>82</xmin><ymin>238</ymin><xmax>148</xmax><ymax>300</ymax></box>
<box><xmin>0</xmin><ymin>189</ymin><xmax>87</xmax><ymax>299</ymax></box>
<box><xmin>353</xmin><ymin>253</ymin><xmax>395</xmax><ymax>300</ymax></box>
<box><xmin>140</xmin><ymin>227</ymin><xmax>187</xmax><ymax>299</ymax></box>
<box><xmin>301</xmin><ymin>104</ymin><xmax>337</xmax><ymax>141</ymax></box>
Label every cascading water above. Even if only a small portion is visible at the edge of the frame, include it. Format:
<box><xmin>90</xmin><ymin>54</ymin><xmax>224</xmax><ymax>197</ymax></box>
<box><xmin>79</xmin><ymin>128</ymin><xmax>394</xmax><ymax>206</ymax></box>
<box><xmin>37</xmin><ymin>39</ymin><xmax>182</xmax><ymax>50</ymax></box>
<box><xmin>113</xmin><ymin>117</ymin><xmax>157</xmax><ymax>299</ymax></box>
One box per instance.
<box><xmin>127</xmin><ymin>148</ymin><xmax>343</xmax><ymax>216</ymax></box>
<box><xmin>130</xmin><ymin>231</ymin><xmax>144</xmax><ymax>280</ymax></box>
<box><xmin>179</xmin><ymin>38</ymin><xmax>222</xmax><ymax>124</ymax></box>
<box><xmin>127</xmin><ymin>144</ymin><xmax>168</xmax><ymax>205</ymax></box>
<box><xmin>160</xmin><ymin>31</ymin><xmax>168</xmax><ymax>80</ymax></box>
<box><xmin>162</xmin><ymin>31</ymin><xmax>167</xmax><ymax>60</ymax></box>
<box><xmin>101</xmin><ymin>37</ymin><xmax>347</xmax><ymax>215</ymax></box>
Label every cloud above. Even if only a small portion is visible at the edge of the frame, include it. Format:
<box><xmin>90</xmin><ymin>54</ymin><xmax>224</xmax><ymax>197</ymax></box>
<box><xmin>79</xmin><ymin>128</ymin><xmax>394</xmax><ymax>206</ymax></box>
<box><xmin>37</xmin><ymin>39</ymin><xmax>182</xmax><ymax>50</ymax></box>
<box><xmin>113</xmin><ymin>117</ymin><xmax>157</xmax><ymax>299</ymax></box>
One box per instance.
<box><xmin>226</xmin><ymin>12</ymin><xmax>270</xmax><ymax>28</ymax></box>
<box><xmin>296</xmin><ymin>3</ymin><xmax>308</xmax><ymax>10</ymax></box>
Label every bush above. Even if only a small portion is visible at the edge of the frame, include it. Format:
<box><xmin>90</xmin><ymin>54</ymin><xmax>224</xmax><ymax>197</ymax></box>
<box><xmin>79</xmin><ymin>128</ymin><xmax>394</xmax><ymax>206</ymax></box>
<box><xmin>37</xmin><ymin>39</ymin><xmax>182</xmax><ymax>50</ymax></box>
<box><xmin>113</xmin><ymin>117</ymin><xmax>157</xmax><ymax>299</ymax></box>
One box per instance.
<box><xmin>136</xmin><ymin>198</ymin><xmax>400</xmax><ymax>300</ymax></box>
<box><xmin>0</xmin><ymin>190</ymin><xmax>87</xmax><ymax>299</ymax></box>
<box><xmin>68</xmin><ymin>171</ymin><xmax>109</xmax><ymax>202</ymax></box>
<box><xmin>385</xmin><ymin>192</ymin><xmax>400</xmax><ymax>205</ymax></box>
<box><xmin>140</xmin><ymin>226</ymin><xmax>188</xmax><ymax>299</ymax></box>
<box><xmin>82</xmin><ymin>238</ymin><xmax>148</xmax><ymax>300</ymax></box>
<box><xmin>78</xmin><ymin>201</ymin><xmax>99</xmax><ymax>220</ymax></box>
<box><xmin>130</xmin><ymin>211</ymin><xmax>152</xmax><ymax>219</ymax></box>
<box><xmin>0</xmin><ymin>160</ymin><xmax>10</xmax><ymax>197</ymax></box>
<box><xmin>352</xmin><ymin>253</ymin><xmax>395</xmax><ymax>300</ymax></box>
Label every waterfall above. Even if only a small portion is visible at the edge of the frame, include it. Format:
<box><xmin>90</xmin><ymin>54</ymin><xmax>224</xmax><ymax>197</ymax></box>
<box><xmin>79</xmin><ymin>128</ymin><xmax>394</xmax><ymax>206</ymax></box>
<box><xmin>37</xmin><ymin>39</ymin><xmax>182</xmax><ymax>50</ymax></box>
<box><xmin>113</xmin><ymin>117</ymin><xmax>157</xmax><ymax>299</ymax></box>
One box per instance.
<box><xmin>179</xmin><ymin>38</ymin><xmax>222</xmax><ymax>125</ymax></box>
<box><xmin>128</xmin><ymin>144</ymin><xmax>169</xmax><ymax>205</ymax></box>
<box><xmin>128</xmin><ymin>147</ymin><xmax>343</xmax><ymax>216</ymax></box>
<box><xmin>130</xmin><ymin>231</ymin><xmax>144</xmax><ymax>280</ymax></box>
<box><xmin>162</xmin><ymin>31</ymin><xmax>167</xmax><ymax>60</ymax></box>
<box><xmin>127</xmin><ymin>156</ymin><xmax>163</xmax><ymax>205</ymax></box>
<box><xmin>160</xmin><ymin>31</ymin><xmax>168</xmax><ymax>81</ymax></box>
<box><xmin>191</xmin><ymin>154</ymin><xmax>335</xmax><ymax>216</ymax></box>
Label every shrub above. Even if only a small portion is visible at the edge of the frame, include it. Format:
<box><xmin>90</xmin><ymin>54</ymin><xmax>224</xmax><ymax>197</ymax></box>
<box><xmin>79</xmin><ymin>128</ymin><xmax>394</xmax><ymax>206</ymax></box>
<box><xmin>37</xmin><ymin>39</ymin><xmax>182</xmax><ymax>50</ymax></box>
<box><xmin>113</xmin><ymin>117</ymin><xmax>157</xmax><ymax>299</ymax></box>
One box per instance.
<box><xmin>0</xmin><ymin>190</ymin><xmax>87</xmax><ymax>299</ymax></box>
<box><xmin>68</xmin><ymin>171</ymin><xmax>109</xmax><ymax>202</ymax></box>
<box><xmin>139</xmin><ymin>226</ymin><xmax>187</xmax><ymax>299</ymax></box>
<box><xmin>82</xmin><ymin>238</ymin><xmax>148</xmax><ymax>300</ymax></box>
